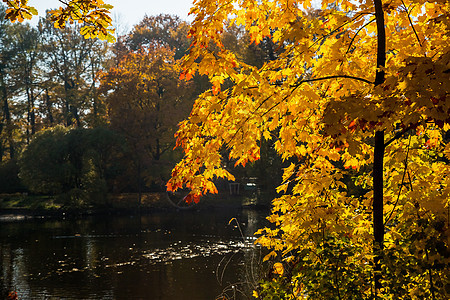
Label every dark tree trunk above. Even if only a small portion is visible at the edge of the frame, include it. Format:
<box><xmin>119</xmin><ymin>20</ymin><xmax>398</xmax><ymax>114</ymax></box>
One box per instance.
<box><xmin>72</xmin><ymin>105</ymin><xmax>81</xmax><ymax>127</ymax></box>
<box><xmin>45</xmin><ymin>88</ymin><xmax>54</xmax><ymax>126</ymax></box>
<box><xmin>64</xmin><ymin>79</ymin><xmax>73</xmax><ymax>127</ymax></box>
<box><xmin>25</xmin><ymin>83</ymin><xmax>36</xmax><ymax>144</ymax></box>
<box><xmin>0</xmin><ymin>71</ymin><xmax>14</xmax><ymax>159</ymax></box>
<box><xmin>373</xmin><ymin>0</ymin><xmax>386</xmax><ymax>293</ymax></box>
<box><xmin>65</xmin><ymin>100</ymin><xmax>71</xmax><ymax>127</ymax></box>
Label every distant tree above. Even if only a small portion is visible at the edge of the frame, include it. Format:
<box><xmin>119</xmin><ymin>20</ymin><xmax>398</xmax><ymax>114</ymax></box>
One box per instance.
<box><xmin>40</xmin><ymin>16</ymin><xmax>110</xmax><ymax>127</ymax></box>
<box><xmin>84</xmin><ymin>38</ymin><xmax>110</xmax><ymax>126</ymax></box>
<box><xmin>19</xmin><ymin>126</ymin><xmax>123</xmax><ymax>206</ymax></box>
<box><xmin>8</xmin><ymin>23</ymin><xmax>43</xmax><ymax>143</ymax></box>
<box><xmin>101</xmin><ymin>45</ymin><xmax>192</xmax><ymax>199</ymax></box>
<box><xmin>0</xmin><ymin>6</ymin><xmax>18</xmax><ymax>161</ymax></box>
<box><xmin>126</xmin><ymin>14</ymin><xmax>190</xmax><ymax>60</ymax></box>
<box><xmin>19</xmin><ymin>126</ymin><xmax>71</xmax><ymax>195</ymax></box>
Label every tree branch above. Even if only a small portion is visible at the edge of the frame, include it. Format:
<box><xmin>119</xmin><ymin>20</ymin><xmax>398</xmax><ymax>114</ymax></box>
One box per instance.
<box><xmin>346</xmin><ymin>18</ymin><xmax>376</xmax><ymax>55</ymax></box>
<box><xmin>384</xmin><ymin>127</ymin><xmax>411</xmax><ymax>148</ymax></box>
<box><xmin>384</xmin><ymin>134</ymin><xmax>412</xmax><ymax>226</ymax></box>
<box><xmin>400</xmin><ymin>0</ymin><xmax>423</xmax><ymax>49</ymax></box>
<box><xmin>291</xmin><ymin>75</ymin><xmax>373</xmax><ymax>86</ymax></box>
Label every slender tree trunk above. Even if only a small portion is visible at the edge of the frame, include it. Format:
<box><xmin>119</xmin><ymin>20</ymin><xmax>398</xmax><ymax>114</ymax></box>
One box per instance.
<box><xmin>45</xmin><ymin>88</ymin><xmax>54</xmax><ymax>126</ymax></box>
<box><xmin>67</xmin><ymin>79</ymin><xmax>81</xmax><ymax>128</ymax></box>
<box><xmin>25</xmin><ymin>83</ymin><xmax>36</xmax><ymax>143</ymax></box>
<box><xmin>72</xmin><ymin>105</ymin><xmax>81</xmax><ymax>127</ymax></box>
<box><xmin>373</xmin><ymin>0</ymin><xmax>386</xmax><ymax>293</ymax></box>
<box><xmin>0</xmin><ymin>71</ymin><xmax>14</xmax><ymax>159</ymax></box>
<box><xmin>373</xmin><ymin>130</ymin><xmax>385</xmax><ymax>291</ymax></box>
<box><xmin>91</xmin><ymin>57</ymin><xmax>99</xmax><ymax>125</ymax></box>
<box><xmin>64</xmin><ymin>80</ymin><xmax>72</xmax><ymax>127</ymax></box>
<box><xmin>154</xmin><ymin>89</ymin><xmax>163</xmax><ymax>161</ymax></box>
<box><xmin>65</xmin><ymin>100</ymin><xmax>71</xmax><ymax>126</ymax></box>
<box><xmin>92</xmin><ymin>89</ymin><xmax>98</xmax><ymax>123</ymax></box>
<box><xmin>3</xmin><ymin>95</ymin><xmax>14</xmax><ymax>159</ymax></box>
<box><xmin>30</xmin><ymin>87</ymin><xmax>35</xmax><ymax>135</ymax></box>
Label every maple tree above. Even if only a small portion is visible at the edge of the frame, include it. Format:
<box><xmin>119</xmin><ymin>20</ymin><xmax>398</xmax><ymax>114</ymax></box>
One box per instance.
<box><xmin>2</xmin><ymin>0</ymin><xmax>114</xmax><ymax>41</ymax></box>
<box><xmin>168</xmin><ymin>0</ymin><xmax>450</xmax><ymax>298</ymax></box>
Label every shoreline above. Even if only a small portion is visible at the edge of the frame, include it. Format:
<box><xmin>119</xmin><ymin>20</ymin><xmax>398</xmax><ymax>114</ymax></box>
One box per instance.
<box><xmin>0</xmin><ymin>202</ymin><xmax>270</xmax><ymax>223</ymax></box>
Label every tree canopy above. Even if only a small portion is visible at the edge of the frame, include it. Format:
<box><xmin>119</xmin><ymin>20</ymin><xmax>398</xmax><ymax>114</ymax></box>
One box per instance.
<box><xmin>19</xmin><ymin>126</ymin><xmax>123</xmax><ymax>206</ymax></box>
<box><xmin>168</xmin><ymin>0</ymin><xmax>450</xmax><ymax>298</ymax></box>
<box><xmin>101</xmin><ymin>45</ymin><xmax>193</xmax><ymax>192</ymax></box>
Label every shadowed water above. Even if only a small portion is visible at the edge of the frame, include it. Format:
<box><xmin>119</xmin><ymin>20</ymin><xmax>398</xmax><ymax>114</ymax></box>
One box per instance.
<box><xmin>0</xmin><ymin>209</ymin><xmax>268</xmax><ymax>299</ymax></box>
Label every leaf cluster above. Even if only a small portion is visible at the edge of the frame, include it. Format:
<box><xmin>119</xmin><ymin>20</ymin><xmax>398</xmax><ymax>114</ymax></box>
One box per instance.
<box><xmin>2</xmin><ymin>0</ymin><xmax>115</xmax><ymax>41</ymax></box>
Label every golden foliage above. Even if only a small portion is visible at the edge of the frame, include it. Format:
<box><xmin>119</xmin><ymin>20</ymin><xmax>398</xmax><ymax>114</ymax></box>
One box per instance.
<box><xmin>2</xmin><ymin>0</ymin><xmax>115</xmax><ymax>41</ymax></box>
<box><xmin>170</xmin><ymin>0</ymin><xmax>450</xmax><ymax>298</ymax></box>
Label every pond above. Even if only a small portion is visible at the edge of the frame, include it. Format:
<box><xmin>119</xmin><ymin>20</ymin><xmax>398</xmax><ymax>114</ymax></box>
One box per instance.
<box><xmin>0</xmin><ymin>209</ymin><xmax>269</xmax><ymax>299</ymax></box>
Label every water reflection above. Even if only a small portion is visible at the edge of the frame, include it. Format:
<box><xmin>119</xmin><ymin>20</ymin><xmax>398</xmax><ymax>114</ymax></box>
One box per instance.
<box><xmin>1</xmin><ymin>209</ymin><xmax>268</xmax><ymax>299</ymax></box>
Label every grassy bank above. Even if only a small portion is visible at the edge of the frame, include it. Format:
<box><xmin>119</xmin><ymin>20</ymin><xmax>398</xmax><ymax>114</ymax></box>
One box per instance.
<box><xmin>0</xmin><ymin>191</ymin><xmax>267</xmax><ymax>217</ymax></box>
<box><xmin>0</xmin><ymin>193</ymin><xmax>61</xmax><ymax>210</ymax></box>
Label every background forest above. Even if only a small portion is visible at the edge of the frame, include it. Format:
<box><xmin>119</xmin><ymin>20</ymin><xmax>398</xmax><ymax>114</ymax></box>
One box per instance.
<box><xmin>0</xmin><ymin>6</ymin><xmax>281</xmax><ymax>208</ymax></box>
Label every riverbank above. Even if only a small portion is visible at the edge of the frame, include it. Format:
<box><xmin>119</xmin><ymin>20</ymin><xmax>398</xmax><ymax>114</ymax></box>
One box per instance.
<box><xmin>0</xmin><ymin>192</ymin><xmax>269</xmax><ymax>221</ymax></box>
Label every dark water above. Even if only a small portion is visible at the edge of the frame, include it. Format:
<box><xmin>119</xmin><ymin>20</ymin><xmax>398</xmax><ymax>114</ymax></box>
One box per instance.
<box><xmin>0</xmin><ymin>209</ymin><xmax>268</xmax><ymax>299</ymax></box>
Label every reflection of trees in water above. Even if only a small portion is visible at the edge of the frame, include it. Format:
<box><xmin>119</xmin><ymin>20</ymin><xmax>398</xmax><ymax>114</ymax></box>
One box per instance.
<box><xmin>0</xmin><ymin>219</ymin><xmax>118</xmax><ymax>299</ymax></box>
<box><xmin>0</xmin><ymin>245</ymin><xmax>12</xmax><ymax>298</ymax></box>
<box><xmin>0</xmin><ymin>245</ymin><xmax>31</xmax><ymax>299</ymax></box>
<box><xmin>244</xmin><ymin>209</ymin><xmax>260</xmax><ymax>237</ymax></box>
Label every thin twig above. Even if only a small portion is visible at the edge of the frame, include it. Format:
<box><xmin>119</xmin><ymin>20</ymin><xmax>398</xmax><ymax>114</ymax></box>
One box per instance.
<box><xmin>345</xmin><ymin>18</ymin><xmax>376</xmax><ymax>55</ymax></box>
<box><xmin>400</xmin><ymin>0</ymin><xmax>423</xmax><ymax>49</ymax></box>
<box><xmin>384</xmin><ymin>134</ymin><xmax>412</xmax><ymax>226</ymax></box>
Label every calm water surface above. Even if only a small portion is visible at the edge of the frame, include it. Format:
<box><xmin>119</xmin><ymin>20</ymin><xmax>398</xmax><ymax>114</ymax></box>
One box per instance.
<box><xmin>0</xmin><ymin>209</ymin><xmax>268</xmax><ymax>299</ymax></box>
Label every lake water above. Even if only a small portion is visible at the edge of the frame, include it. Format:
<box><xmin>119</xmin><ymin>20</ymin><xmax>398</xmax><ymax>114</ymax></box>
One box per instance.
<box><xmin>0</xmin><ymin>209</ymin><xmax>269</xmax><ymax>299</ymax></box>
